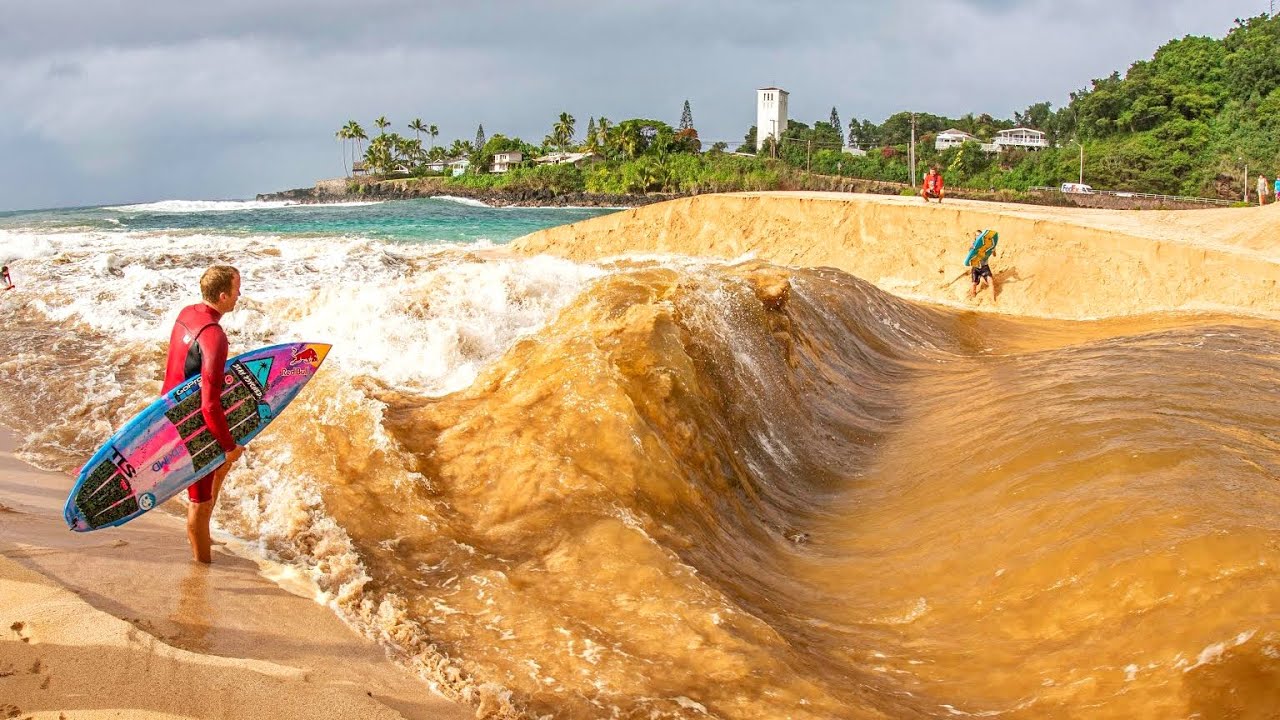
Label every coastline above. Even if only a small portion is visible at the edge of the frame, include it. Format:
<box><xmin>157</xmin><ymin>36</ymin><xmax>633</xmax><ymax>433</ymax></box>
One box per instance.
<box><xmin>257</xmin><ymin>175</ymin><xmax>1232</xmax><ymax>211</ymax></box>
<box><xmin>0</xmin><ymin>426</ymin><xmax>469</xmax><ymax>720</ymax></box>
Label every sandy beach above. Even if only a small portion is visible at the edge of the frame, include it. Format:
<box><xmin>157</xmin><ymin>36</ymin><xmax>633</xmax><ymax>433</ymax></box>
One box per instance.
<box><xmin>0</xmin><ymin>427</ymin><xmax>469</xmax><ymax>720</ymax></box>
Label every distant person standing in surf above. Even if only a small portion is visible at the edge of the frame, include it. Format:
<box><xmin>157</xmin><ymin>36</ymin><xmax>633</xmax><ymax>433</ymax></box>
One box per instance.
<box><xmin>1</xmin><ymin>265</ymin><xmax>12</xmax><ymax>290</ymax></box>
<box><xmin>163</xmin><ymin>265</ymin><xmax>245</xmax><ymax>563</ymax></box>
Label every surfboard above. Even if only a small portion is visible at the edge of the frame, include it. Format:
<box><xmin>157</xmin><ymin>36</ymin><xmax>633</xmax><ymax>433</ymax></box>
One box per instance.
<box><xmin>63</xmin><ymin>342</ymin><xmax>331</xmax><ymax>532</ymax></box>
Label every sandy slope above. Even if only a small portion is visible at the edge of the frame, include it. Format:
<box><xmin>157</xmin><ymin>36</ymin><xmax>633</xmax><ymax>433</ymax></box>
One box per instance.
<box><xmin>513</xmin><ymin>192</ymin><xmax>1280</xmax><ymax>319</ymax></box>
<box><xmin>0</xmin><ymin>429</ymin><xmax>469</xmax><ymax>720</ymax></box>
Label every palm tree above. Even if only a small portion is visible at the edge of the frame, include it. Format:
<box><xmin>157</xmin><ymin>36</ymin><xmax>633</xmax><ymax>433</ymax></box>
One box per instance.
<box><xmin>408</xmin><ymin>118</ymin><xmax>427</xmax><ymax>143</ymax></box>
<box><xmin>335</xmin><ymin>125</ymin><xmax>350</xmax><ymax>176</ymax></box>
<box><xmin>552</xmin><ymin>112</ymin><xmax>576</xmax><ymax>153</ymax></box>
<box><xmin>596</xmin><ymin>116</ymin><xmax>611</xmax><ymax>158</ymax></box>
<box><xmin>343</xmin><ymin>121</ymin><xmax>367</xmax><ymax>174</ymax></box>
<box><xmin>428</xmin><ymin>124</ymin><xmax>439</xmax><ymax>150</ymax></box>
<box><xmin>375</xmin><ymin>116</ymin><xmax>390</xmax><ymax>136</ymax></box>
<box><xmin>448</xmin><ymin>139</ymin><xmax>471</xmax><ymax>159</ymax></box>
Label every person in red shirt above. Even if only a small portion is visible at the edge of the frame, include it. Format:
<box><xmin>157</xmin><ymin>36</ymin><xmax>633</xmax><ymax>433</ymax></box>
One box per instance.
<box><xmin>922</xmin><ymin>166</ymin><xmax>945</xmax><ymax>203</ymax></box>
<box><xmin>163</xmin><ymin>265</ymin><xmax>245</xmax><ymax>563</ymax></box>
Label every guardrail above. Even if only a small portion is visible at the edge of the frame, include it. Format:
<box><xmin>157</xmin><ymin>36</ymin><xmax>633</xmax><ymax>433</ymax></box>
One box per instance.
<box><xmin>1028</xmin><ymin>186</ymin><xmax>1235</xmax><ymax>206</ymax></box>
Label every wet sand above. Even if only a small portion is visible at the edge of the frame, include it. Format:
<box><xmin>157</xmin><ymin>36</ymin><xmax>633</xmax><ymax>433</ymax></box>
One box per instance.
<box><xmin>0</xmin><ymin>427</ymin><xmax>469</xmax><ymax>720</ymax></box>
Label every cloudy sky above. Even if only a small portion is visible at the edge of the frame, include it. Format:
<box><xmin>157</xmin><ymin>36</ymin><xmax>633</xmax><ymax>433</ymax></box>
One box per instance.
<box><xmin>0</xmin><ymin>0</ymin><xmax>1266</xmax><ymax>211</ymax></box>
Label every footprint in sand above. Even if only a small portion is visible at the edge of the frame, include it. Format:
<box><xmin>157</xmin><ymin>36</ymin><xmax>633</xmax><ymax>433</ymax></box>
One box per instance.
<box><xmin>0</xmin><ymin>703</ymin><xmax>20</xmax><ymax>719</ymax></box>
<box><xmin>9</xmin><ymin>621</ymin><xmax>30</xmax><ymax>643</ymax></box>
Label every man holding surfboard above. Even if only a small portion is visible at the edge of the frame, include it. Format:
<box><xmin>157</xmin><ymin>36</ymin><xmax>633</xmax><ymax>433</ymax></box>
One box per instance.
<box><xmin>965</xmin><ymin>229</ymin><xmax>999</xmax><ymax>302</ymax></box>
<box><xmin>163</xmin><ymin>265</ymin><xmax>245</xmax><ymax>563</ymax></box>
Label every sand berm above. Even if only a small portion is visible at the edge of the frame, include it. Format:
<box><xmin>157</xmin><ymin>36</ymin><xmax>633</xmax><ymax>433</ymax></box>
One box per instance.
<box><xmin>513</xmin><ymin>191</ymin><xmax>1280</xmax><ymax>320</ymax></box>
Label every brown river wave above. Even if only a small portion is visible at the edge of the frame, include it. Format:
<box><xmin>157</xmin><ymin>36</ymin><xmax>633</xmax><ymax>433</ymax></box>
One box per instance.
<box><xmin>2</xmin><ymin>194</ymin><xmax>1278</xmax><ymax>719</ymax></box>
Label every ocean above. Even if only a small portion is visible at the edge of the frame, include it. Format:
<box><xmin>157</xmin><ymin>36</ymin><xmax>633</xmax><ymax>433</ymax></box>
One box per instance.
<box><xmin>1</xmin><ymin>197</ymin><xmax>1278</xmax><ymax>719</ymax></box>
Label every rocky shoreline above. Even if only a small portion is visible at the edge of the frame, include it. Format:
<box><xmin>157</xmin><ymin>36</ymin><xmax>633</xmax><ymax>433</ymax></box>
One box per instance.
<box><xmin>257</xmin><ymin>177</ymin><xmax>670</xmax><ymax>208</ymax></box>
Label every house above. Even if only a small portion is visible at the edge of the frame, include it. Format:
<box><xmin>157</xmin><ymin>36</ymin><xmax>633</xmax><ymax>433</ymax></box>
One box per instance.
<box><xmin>492</xmin><ymin>151</ymin><xmax>523</xmax><ymax>173</ymax></box>
<box><xmin>448</xmin><ymin>158</ymin><xmax>470</xmax><ymax>177</ymax></box>
<box><xmin>993</xmin><ymin>127</ymin><xmax>1049</xmax><ymax>151</ymax></box>
<box><xmin>352</xmin><ymin>161</ymin><xmax>369</xmax><ymax>176</ymax></box>
<box><xmin>935</xmin><ymin>128</ymin><xmax>978</xmax><ymax>151</ymax></box>
<box><xmin>425</xmin><ymin>159</ymin><xmax>448</xmax><ymax>173</ymax></box>
<box><xmin>533</xmin><ymin>151</ymin><xmax>599</xmax><ymax>167</ymax></box>
<box><xmin>756</xmin><ymin>87</ymin><xmax>789</xmax><ymax>152</ymax></box>
<box><xmin>842</xmin><ymin>146</ymin><xmax>867</xmax><ymax>157</ymax></box>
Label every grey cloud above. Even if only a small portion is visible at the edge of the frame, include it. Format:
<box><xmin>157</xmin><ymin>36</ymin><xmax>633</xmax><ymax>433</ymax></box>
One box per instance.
<box><xmin>0</xmin><ymin>0</ymin><xmax>1264</xmax><ymax>211</ymax></box>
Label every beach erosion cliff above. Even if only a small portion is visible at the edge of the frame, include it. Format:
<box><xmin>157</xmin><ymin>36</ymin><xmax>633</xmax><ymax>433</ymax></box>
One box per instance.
<box><xmin>513</xmin><ymin>191</ymin><xmax>1280</xmax><ymax>320</ymax></box>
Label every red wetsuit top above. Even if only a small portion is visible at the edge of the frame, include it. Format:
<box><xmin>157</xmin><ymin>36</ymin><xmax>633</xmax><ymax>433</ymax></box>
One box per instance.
<box><xmin>163</xmin><ymin>304</ymin><xmax>236</xmax><ymax>501</ymax></box>
<box><xmin>924</xmin><ymin>173</ymin><xmax>944</xmax><ymax>195</ymax></box>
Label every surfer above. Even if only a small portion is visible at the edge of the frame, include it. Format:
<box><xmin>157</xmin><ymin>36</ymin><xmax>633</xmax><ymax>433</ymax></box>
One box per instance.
<box><xmin>965</xmin><ymin>229</ymin><xmax>999</xmax><ymax>302</ymax></box>
<box><xmin>1</xmin><ymin>265</ymin><xmax>12</xmax><ymax>290</ymax></box>
<box><xmin>163</xmin><ymin>265</ymin><xmax>245</xmax><ymax>563</ymax></box>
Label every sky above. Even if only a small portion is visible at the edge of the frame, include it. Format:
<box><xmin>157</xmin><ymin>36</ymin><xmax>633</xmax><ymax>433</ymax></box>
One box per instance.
<box><xmin>0</xmin><ymin>0</ymin><xmax>1268</xmax><ymax>211</ymax></box>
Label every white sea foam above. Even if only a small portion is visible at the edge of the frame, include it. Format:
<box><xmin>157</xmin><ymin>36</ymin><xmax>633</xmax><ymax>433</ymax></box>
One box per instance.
<box><xmin>0</xmin><ymin>228</ymin><xmax>604</xmax><ymax>394</ymax></box>
<box><xmin>433</xmin><ymin>195</ymin><xmax>491</xmax><ymax>208</ymax></box>
<box><xmin>104</xmin><ymin>199</ymin><xmax>300</xmax><ymax>212</ymax></box>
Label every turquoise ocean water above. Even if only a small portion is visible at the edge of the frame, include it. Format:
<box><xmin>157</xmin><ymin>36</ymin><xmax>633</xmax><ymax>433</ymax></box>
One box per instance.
<box><xmin>0</xmin><ymin>197</ymin><xmax>618</xmax><ymax>244</ymax></box>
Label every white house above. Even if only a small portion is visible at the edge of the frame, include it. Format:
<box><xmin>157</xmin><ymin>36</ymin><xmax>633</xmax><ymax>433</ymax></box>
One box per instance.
<box><xmin>425</xmin><ymin>159</ymin><xmax>448</xmax><ymax>173</ymax></box>
<box><xmin>533</xmin><ymin>151</ymin><xmax>599</xmax><ymax>167</ymax></box>
<box><xmin>448</xmin><ymin>158</ymin><xmax>470</xmax><ymax>176</ymax></box>
<box><xmin>935</xmin><ymin>128</ymin><xmax>978</xmax><ymax>151</ymax></box>
<box><xmin>993</xmin><ymin>127</ymin><xmax>1049</xmax><ymax>151</ymax></box>
<box><xmin>842</xmin><ymin>146</ymin><xmax>867</xmax><ymax>157</ymax></box>
<box><xmin>756</xmin><ymin>87</ymin><xmax>789</xmax><ymax>151</ymax></box>
<box><xmin>492</xmin><ymin>151</ymin><xmax>523</xmax><ymax>173</ymax></box>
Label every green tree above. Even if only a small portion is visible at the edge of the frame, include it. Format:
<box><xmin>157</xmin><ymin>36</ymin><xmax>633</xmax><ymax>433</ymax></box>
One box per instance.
<box><xmin>408</xmin><ymin>118</ymin><xmax>428</xmax><ymax>143</ymax></box>
<box><xmin>830</xmin><ymin>107</ymin><xmax>843</xmax><ymax>146</ymax></box>
<box><xmin>679</xmin><ymin>100</ymin><xmax>693</xmax><ymax>131</ymax></box>
<box><xmin>375</xmin><ymin>116</ymin><xmax>390</xmax><ymax>136</ymax></box>
<box><xmin>551</xmin><ymin>112</ymin><xmax>576</xmax><ymax>152</ymax></box>
<box><xmin>335</xmin><ymin>124</ymin><xmax>350</xmax><ymax>176</ymax></box>
<box><xmin>474</xmin><ymin>124</ymin><xmax>486</xmax><ymax>152</ymax></box>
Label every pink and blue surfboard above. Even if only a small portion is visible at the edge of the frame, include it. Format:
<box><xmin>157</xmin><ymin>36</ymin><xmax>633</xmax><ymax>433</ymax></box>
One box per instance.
<box><xmin>63</xmin><ymin>342</ymin><xmax>331</xmax><ymax>532</ymax></box>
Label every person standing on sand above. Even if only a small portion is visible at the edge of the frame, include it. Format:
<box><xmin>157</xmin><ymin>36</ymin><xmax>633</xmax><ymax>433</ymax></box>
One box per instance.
<box><xmin>1273</xmin><ymin>175</ymin><xmax>1279</xmax><ymax>204</ymax></box>
<box><xmin>922</xmin><ymin>166</ymin><xmax>945</xmax><ymax>203</ymax></box>
<box><xmin>162</xmin><ymin>265</ymin><xmax>245</xmax><ymax>563</ymax></box>
<box><xmin>965</xmin><ymin>229</ymin><xmax>999</xmax><ymax>302</ymax></box>
<box><xmin>1257</xmin><ymin>174</ymin><xmax>1268</xmax><ymax>206</ymax></box>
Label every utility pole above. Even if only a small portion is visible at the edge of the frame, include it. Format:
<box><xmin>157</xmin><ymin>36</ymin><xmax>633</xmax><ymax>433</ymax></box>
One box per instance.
<box><xmin>1077</xmin><ymin>141</ymin><xmax>1084</xmax><ymax>184</ymax></box>
<box><xmin>807</xmin><ymin>139</ymin><xmax>812</xmax><ymax>175</ymax></box>
<box><xmin>906</xmin><ymin>111</ymin><xmax>916</xmax><ymax>184</ymax></box>
<box><xmin>1245</xmin><ymin>163</ymin><xmax>1249</xmax><ymax>203</ymax></box>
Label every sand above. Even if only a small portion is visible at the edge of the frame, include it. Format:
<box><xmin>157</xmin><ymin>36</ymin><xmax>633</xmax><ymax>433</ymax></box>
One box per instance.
<box><xmin>513</xmin><ymin>191</ymin><xmax>1280</xmax><ymax>320</ymax></box>
<box><xmin>0</xmin><ymin>428</ymin><xmax>470</xmax><ymax>720</ymax></box>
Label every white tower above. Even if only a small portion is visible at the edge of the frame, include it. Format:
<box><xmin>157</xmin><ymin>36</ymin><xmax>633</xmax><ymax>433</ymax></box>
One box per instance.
<box><xmin>756</xmin><ymin>87</ymin><xmax>789</xmax><ymax>152</ymax></box>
